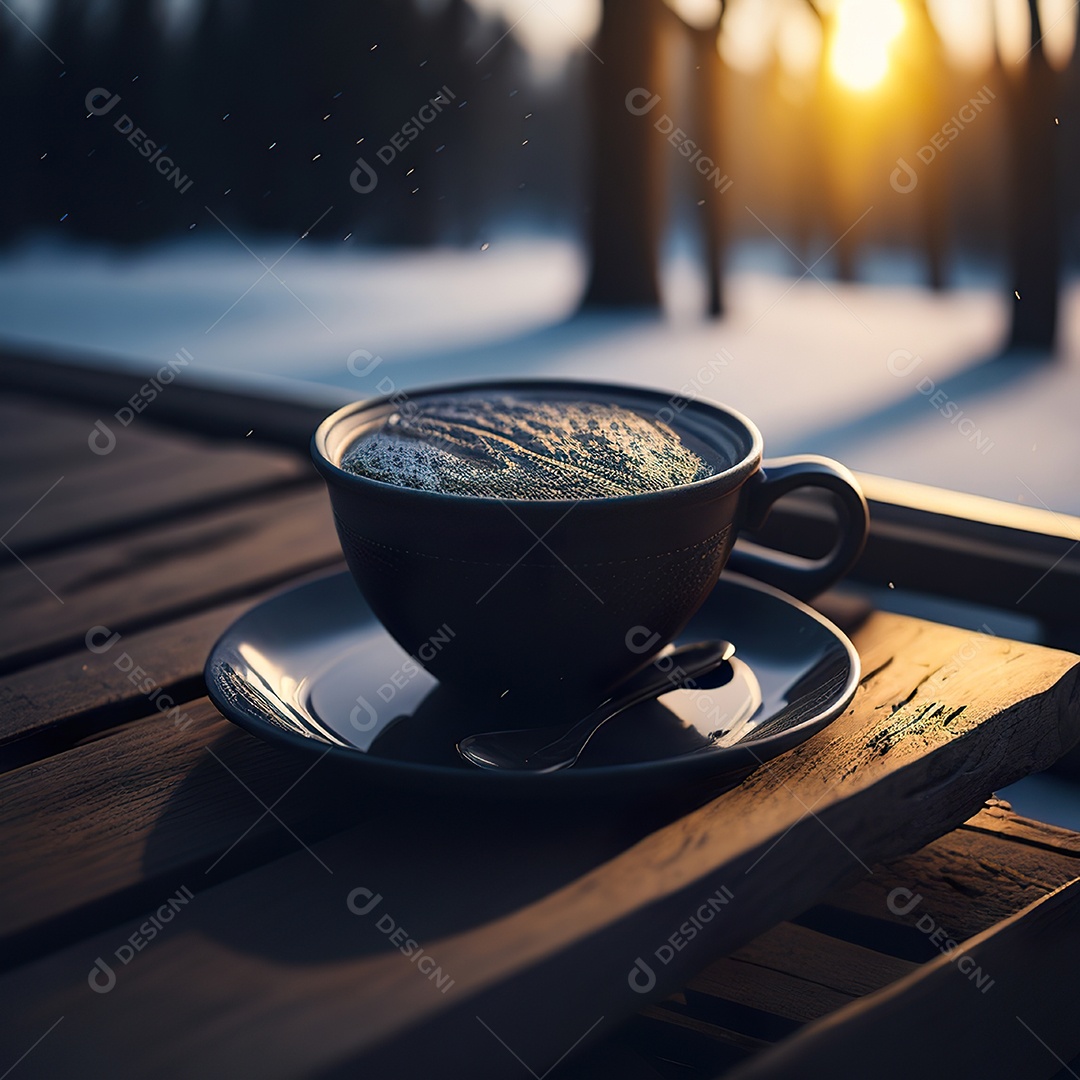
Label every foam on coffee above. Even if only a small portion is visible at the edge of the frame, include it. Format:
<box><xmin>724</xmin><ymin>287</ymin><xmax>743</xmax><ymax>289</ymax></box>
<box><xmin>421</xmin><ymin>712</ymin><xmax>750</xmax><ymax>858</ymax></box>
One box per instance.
<box><xmin>341</xmin><ymin>393</ymin><xmax>718</xmax><ymax>499</ymax></box>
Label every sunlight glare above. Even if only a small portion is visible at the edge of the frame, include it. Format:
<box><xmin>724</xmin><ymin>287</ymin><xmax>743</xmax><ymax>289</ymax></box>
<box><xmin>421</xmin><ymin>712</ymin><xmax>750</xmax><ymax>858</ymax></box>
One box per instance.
<box><xmin>664</xmin><ymin>0</ymin><xmax>723</xmax><ymax>31</ymax></box>
<box><xmin>926</xmin><ymin>0</ymin><xmax>995</xmax><ymax>69</ymax></box>
<box><xmin>994</xmin><ymin>0</ymin><xmax>1031</xmax><ymax>65</ymax></box>
<box><xmin>719</xmin><ymin>0</ymin><xmax>777</xmax><ymax>74</ymax></box>
<box><xmin>469</xmin><ymin>0</ymin><xmax>601</xmax><ymax>75</ymax></box>
<box><xmin>829</xmin><ymin>0</ymin><xmax>906</xmax><ymax>92</ymax></box>
<box><xmin>1041</xmin><ymin>0</ymin><xmax>1080</xmax><ymax>67</ymax></box>
<box><xmin>777</xmin><ymin>0</ymin><xmax>823</xmax><ymax>77</ymax></box>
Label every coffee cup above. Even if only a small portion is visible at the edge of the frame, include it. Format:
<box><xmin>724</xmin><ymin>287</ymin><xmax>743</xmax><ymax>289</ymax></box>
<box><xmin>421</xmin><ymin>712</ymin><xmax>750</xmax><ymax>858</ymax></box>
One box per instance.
<box><xmin>312</xmin><ymin>379</ymin><xmax>868</xmax><ymax>704</ymax></box>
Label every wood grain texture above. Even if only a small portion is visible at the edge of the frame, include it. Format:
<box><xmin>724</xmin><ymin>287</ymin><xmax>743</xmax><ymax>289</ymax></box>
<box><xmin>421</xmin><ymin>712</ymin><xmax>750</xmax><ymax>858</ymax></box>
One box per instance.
<box><xmin>726</xmin><ymin>921</ymin><xmax>918</xmax><ymax>998</ymax></box>
<box><xmin>626</xmin><ymin>805</ymin><xmax>1080</xmax><ymax>1078</ymax></box>
<box><xmin>0</xmin><ymin>393</ymin><xmax>310</xmax><ymax>557</ymax></box>
<box><xmin>0</xmin><ymin>344</ymin><xmax>339</xmax><ymax>451</ymax></box>
<box><xmin>962</xmin><ymin>799</ymin><xmax>1080</xmax><ymax>854</ymax></box>
<box><xmin>0</xmin><ymin>570</ymin><xmax>344</xmax><ymax>770</ymax></box>
<box><xmin>0</xmin><ymin>485</ymin><xmax>342</xmax><ymax>673</ymax></box>
<box><xmin>726</xmin><ymin>875</ymin><xmax>1080</xmax><ymax>1080</ymax></box>
<box><xmin>0</xmin><ymin>612</ymin><xmax>1076</xmax><ymax>1079</ymax></box>
<box><xmin>0</xmin><ymin>698</ymin><xmax>666</xmax><ymax>974</ymax></box>
<box><xmin>0</xmin><ymin>701</ymin><xmax>367</xmax><ymax>968</ymax></box>
<box><xmin>686</xmin><ymin>958</ymin><xmax>855</xmax><ymax>1024</ymax></box>
<box><xmin>808</xmin><ymin>814</ymin><xmax>1080</xmax><ymax>949</ymax></box>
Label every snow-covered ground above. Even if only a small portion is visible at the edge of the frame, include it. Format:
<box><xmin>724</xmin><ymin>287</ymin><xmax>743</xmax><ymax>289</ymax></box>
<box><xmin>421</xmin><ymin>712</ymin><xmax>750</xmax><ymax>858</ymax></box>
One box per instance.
<box><xmin>2</xmin><ymin>234</ymin><xmax>1077</xmax><ymax>514</ymax></box>
<box><xmin>2</xmin><ymin>234</ymin><xmax>1079</xmax><ymax>824</ymax></box>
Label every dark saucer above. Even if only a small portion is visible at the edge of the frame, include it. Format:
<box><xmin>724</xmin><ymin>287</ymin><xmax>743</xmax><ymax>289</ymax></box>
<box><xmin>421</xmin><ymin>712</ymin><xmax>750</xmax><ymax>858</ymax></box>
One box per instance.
<box><xmin>204</xmin><ymin>570</ymin><xmax>860</xmax><ymax>800</ymax></box>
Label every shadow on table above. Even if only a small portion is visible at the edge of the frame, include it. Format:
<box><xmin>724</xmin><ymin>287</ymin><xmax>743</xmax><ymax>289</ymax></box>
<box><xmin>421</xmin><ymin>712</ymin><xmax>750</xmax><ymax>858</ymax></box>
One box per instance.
<box><xmin>140</xmin><ymin>725</ymin><xmax>730</xmax><ymax>968</ymax></box>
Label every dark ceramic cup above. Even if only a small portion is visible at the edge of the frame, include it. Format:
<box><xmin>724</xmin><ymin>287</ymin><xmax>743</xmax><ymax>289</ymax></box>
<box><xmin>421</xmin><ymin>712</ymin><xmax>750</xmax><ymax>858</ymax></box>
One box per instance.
<box><xmin>312</xmin><ymin>379</ymin><xmax>868</xmax><ymax>705</ymax></box>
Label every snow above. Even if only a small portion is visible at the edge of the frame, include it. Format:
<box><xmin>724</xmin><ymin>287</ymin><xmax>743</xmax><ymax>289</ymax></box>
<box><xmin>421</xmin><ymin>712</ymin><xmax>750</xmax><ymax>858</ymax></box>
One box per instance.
<box><xmin>0</xmin><ymin>234</ymin><xmax>1077</xmax><ymax>516</ymax></box>
<box><xmin>1</xmin><ymin>232</ymin><xmax>1077</xmax><ymax>824</ymax></box>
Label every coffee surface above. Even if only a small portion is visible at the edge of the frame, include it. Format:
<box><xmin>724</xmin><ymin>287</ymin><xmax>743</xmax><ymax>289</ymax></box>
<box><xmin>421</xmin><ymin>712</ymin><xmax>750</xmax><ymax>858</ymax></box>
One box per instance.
<box><xmin>341</xmin><ymin>394</ymin><xmax>718</xmax><ymax>499</ymax></box>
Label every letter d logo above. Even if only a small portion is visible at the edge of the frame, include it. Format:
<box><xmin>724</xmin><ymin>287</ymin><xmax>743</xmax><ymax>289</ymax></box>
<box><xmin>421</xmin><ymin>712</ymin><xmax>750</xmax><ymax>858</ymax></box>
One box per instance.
<box><xmin>88</xmin><ymin>419</ymin><xmax>116</xmax><ymax>456</ymax></box>
<box><xmin>347</xmin><ymin>887</ymin><xmax>383</xmax><ymax>916</ymax></box>
<box><xmin>625</xmin><ymin>626</ymin><xmax>661</xmax><ymax>655</ymax></box>
<box><xmin>628</xmin><ymin>956</ymin><xmax>657</xmax><ymax>994</ymax></box>
<box><xmin>886</xmin><ymin>349</ymin><xmax>923</xmax><ymax>378</ymax></box>
<box><xmin>88</xmin><ymin>956</ymin><xmax>117</xmax><ymax>994</ymax></box>
<box><xmin>886</xmin><ymin>887</ymin><xmax>923</xmax><ymax>917</ymax></box>
<box><xmin>85</xmin><ymin>87</ymin><xmax>121</xmax><ymax>116</ymax></box>
<box><xmin>346</xmin><ymin>349</ymin><xmax>382</xmax><ymax>378</ymax></box>
<box><xmin>625</xmin><ymin>87</ymin><xmax>661</xmax><ymax>116</ymax></box>
<box><xmin>350</xmin><ymin>695</ymin><xmax>379</xmax><ymax>732</ymax></box>
<box><xmin>350</xmin><ymin>156</ymin><xmax>378</xmax><ymax>194</ymax></box>
<box><xmin>85</xmin><ymin>625</ymin><xmax>121</xmax><ymax>654</ymax></box>
<box><xmin>890</xmin><ymin>157</ymin><xmax>918</xmax><ymax>194</ymax></box>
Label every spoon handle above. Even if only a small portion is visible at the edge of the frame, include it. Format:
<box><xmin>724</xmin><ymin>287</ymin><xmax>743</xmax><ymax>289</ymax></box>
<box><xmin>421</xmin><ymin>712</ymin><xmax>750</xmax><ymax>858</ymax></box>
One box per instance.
<box><xmin>533</xmin><ymin>640</ymin><xmax>735</xmax><ymax>765</ymax></box>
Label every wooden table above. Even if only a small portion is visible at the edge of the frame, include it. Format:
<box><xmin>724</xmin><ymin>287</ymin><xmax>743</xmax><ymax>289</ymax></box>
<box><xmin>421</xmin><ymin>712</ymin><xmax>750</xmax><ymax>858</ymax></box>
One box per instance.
<box><xmin>2</xmin><ymin>387</ymin><xmax>1080</xmax><ymax>1079</ymax></box>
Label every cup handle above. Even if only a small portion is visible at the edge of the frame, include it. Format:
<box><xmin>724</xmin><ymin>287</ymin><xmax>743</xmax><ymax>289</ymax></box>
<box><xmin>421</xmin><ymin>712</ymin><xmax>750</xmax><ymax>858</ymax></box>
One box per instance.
<box><xmin>726</xmin><ymin>455</ymin><xmax>869</xmax><ymax>600</ymax></box>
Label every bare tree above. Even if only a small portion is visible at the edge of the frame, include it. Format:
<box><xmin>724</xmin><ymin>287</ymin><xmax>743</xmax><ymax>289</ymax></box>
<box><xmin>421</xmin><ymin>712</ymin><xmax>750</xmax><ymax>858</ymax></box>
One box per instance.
<box><xmin>910</xmin><ymin>0</ymin><xmax>949</xmax><ymax>290</ymax></box>
<box><xmin>690</xmin><ymin>5</ymin><xmax>727</xmax><ymax>317</ymax></box>
<box><xmin>582</xmin><ymin>0</ymin><xmax>667</xmax><ymax>309</ymax></box>
<box><xmin>1003</xmin><ymin>0</ymin><xmax>1061</xmax><ymax>352</ymax></box>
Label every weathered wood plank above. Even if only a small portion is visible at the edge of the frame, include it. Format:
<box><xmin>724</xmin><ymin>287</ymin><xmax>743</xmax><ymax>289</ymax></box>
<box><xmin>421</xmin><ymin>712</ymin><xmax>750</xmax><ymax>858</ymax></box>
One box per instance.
<box><xmin>687</xmin><ymin>958</ymin><xmax>855</xmax><ymax>1024</ymax></box>
<box><xmin>962</xmin><ymin>799</ymin><xmax>1080</xmax><ymax>855</ymax></box>
<box><xmin>806</xmin><ymin>817</ymin><xmax>1080</xmax><ymax>950</ymax></box>
<box><xmin>726</xmin><ymin>922</ymin><xmax>917</xmax><ymax>998</ymax></box>
<box><xmin>0</xmin><ymin>612</ymin><xmax>1075</xmax><ymax>1079</ymax></box>
<box><xmin>0</xmin><ymin>393</ymin><xmax>311</xmax><ymax>556</ymax></box>
<box><xmin>637</xmin><ymin>1002</ymin><xmax>770</xmax><ymax>1055</ymax></box>
<box><xmin>632</xmin><ymin>806</ymin><xmax>1080</xmax><ymax>1072</ymax></box>
<box><xmin>622</xmin><ymin>807</ymin><xmax>1080</xmax><ymax>1075</ymax></box>
<box><xmin>0</xmin><ymin>700</ymin><xmax>373</xmax><ymax>969</ymax></box>
<box><xmin>629</xmin><ymin>1005</ymin><xmax>764</xmax><ymax>1074</ymax></box>
<box><xmin>0</xmin><ymin>485</ymin><xmax>342</xmax><ymax>673</ymax></box>
<box><xmin>726</xmin><ymin>876</ymin><xmax>1080</xmax><ymax>1080</ymax></box>
<box><xmin>0</xmin><ymin>571</ymin><xmax>344</xmax><ymax>771</ymax></box>
<box><xmin>0</xmin><ymin>344</ymin><xmax>339</xmax><ymax>451</ymax></box>
<box><xmin>0</xmin><ymin>698</ymin><xmax>664</xmax><ymax>973</ymax></box>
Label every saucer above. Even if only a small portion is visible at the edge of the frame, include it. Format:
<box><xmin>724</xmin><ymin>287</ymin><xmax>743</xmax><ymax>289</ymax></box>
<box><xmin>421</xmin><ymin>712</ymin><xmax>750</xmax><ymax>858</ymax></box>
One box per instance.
<box><xmin>204</xmin><ymin>570</ymin><xmax>860</xmax><ymax>799</ymax></box>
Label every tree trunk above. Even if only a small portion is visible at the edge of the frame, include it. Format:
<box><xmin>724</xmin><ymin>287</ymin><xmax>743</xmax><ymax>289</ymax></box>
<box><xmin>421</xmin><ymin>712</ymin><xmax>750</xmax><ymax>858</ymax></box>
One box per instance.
<box><xmin>691</xmin><ymin>20</ymin><xmax>726</xmax><ymax>318</ymax></box>
<box><xmin>913</xmin><ymin>0</ymin><xmax>948</xmax><ymax>290</ymax></box>
<box><xmin>582</xmin><ymin>0</ymin><xmax>665</xmax><ymax>309</ymax></box>
<box><xmin>1005</xmin><ymin>1</ymin><xmax>1060</xmax><ymax>352</ymax></box>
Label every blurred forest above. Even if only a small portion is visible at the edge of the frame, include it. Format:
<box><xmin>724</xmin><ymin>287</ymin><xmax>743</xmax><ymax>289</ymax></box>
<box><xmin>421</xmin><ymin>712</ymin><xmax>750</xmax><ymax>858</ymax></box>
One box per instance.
<box><xmin>1</xmin><ymin>0</ymin><xmax>1078</xmax><ymax>345</ymax></box>
<box><xmin>0</xmin><ymin>0</ymin><xmax>573</xmax><ymax>245</ymax></box>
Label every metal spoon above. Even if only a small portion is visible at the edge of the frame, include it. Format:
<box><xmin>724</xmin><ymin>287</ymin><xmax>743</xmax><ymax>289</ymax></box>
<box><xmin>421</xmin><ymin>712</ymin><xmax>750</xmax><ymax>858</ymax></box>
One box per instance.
<box><xmin>457</xmin><ymin>640</ymin><xmax>735</xmax><ymax>772</ymax></box>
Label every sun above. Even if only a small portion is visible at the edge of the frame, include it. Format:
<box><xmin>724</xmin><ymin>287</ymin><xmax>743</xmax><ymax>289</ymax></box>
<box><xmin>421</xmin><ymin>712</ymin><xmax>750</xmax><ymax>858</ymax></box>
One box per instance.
<box><xmin>829</xmin><ymin>0</ymin><xmax>907</xmax><ymax>93</ymax></box>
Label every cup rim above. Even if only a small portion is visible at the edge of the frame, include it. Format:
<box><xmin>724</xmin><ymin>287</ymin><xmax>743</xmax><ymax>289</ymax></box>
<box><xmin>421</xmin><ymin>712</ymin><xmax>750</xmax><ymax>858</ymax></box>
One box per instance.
<box><xmin>311</xmin><ymin>377</ymin><xmax>764</xmax><ymax>507</ymax></box>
